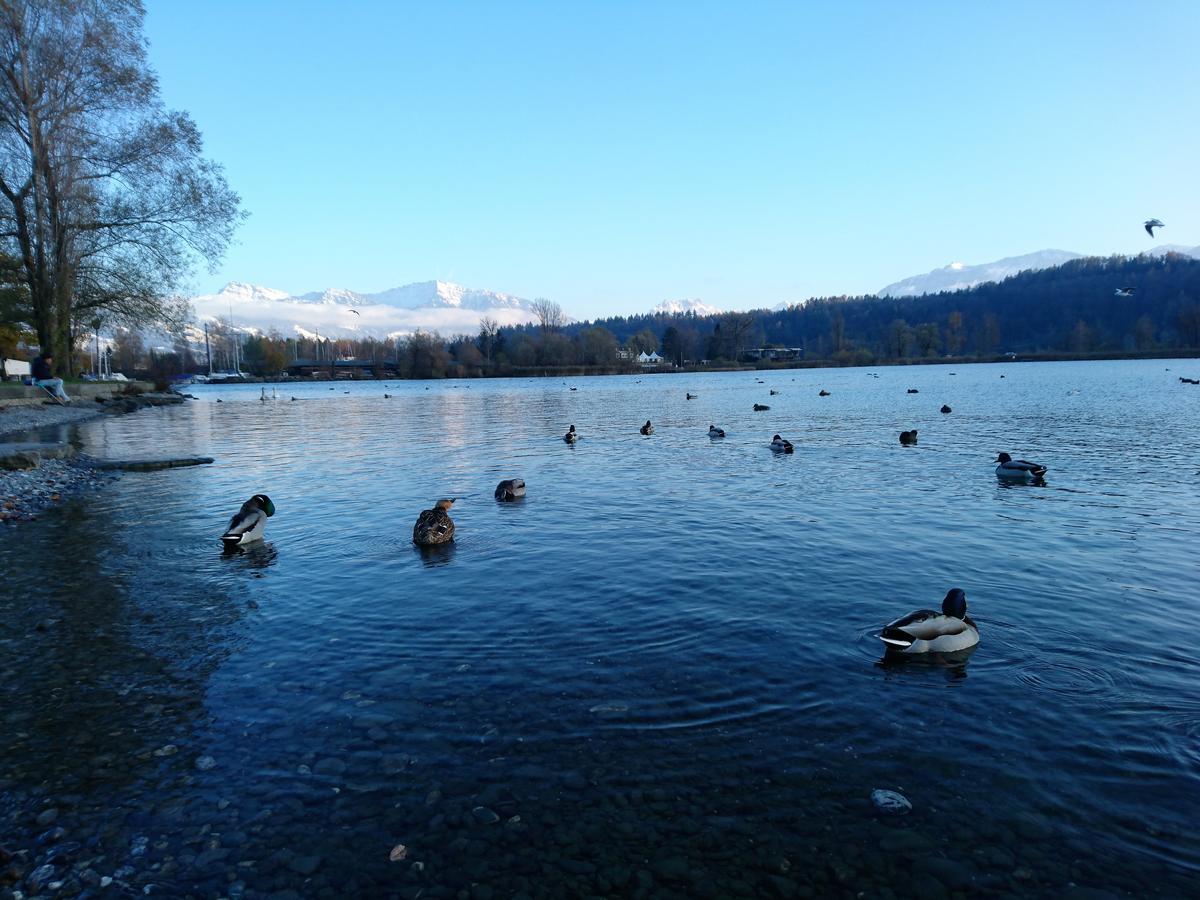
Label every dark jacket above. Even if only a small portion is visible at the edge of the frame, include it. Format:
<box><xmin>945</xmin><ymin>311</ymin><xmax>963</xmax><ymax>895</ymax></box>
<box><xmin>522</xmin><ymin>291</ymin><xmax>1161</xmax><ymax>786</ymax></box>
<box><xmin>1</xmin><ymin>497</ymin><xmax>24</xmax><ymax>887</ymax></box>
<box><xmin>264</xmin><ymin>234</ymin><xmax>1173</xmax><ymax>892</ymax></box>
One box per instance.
<box><xmin>31</xmin><ymin>356</ymin><xmax>54</xmax><ymax>380</ymax></box>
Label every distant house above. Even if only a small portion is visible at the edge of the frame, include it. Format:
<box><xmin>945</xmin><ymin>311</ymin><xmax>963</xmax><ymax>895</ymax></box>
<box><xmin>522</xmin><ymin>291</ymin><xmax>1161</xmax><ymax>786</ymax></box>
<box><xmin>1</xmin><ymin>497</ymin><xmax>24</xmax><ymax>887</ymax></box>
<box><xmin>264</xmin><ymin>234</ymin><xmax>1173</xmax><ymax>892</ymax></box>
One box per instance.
<box><xmin>286</xmin><ymin>357</ymin><xmax>398</xmax><ymax>378</ymax></box>
<box><xmin>741</xmin><ymin>347</ymin><xmax>805</xmax><ymax>362</ymax></box>
<box><xmin>637</xmin><ymin>351</ymin><xmax>665</xmax><ymax>366</ymax></box>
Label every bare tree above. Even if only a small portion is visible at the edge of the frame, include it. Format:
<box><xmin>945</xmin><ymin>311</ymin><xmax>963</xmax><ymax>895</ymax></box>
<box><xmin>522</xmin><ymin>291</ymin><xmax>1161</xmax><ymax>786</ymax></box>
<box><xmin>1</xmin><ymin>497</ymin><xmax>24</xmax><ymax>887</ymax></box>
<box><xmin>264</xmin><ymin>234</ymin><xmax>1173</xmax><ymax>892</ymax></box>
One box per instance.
<box><xmin>720</xmin><ymin>312</ymin><xmax>755</xmax><ymax>361</ymax></box>
<box><xmin>0</xmin><ymin>0</ymin><xmax>242</xmax><ymax>373</ymax></box>
<box><xmin>531</xmin><ymin>298</ymin><xmax>564</xmax><ymax>333</ymax></box>
<box><xmin>477</xmin><ymin>315</ymin><xmax>498</xmax><ymax>362</ymax></box>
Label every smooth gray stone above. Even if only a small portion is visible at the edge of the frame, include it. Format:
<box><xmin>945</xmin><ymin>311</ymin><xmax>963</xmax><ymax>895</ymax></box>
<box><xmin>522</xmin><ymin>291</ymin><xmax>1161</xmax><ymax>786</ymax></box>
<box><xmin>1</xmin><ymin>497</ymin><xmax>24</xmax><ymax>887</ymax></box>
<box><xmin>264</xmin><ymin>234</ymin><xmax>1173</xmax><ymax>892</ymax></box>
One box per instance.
<box><xmin>90</xmin><ymin>456</ymin><xmax>214</xmax><ymax>471</ymax></box>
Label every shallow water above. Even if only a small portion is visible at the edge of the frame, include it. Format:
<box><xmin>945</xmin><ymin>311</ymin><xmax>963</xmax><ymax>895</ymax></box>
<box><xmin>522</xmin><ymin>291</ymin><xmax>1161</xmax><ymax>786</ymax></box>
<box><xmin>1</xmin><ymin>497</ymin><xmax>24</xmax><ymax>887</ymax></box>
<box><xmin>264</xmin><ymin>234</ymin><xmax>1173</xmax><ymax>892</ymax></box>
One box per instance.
<box><xmin>2</xmin><ymin>359</ymin><xmax>1199</xmax><ymax>898</ymax></box>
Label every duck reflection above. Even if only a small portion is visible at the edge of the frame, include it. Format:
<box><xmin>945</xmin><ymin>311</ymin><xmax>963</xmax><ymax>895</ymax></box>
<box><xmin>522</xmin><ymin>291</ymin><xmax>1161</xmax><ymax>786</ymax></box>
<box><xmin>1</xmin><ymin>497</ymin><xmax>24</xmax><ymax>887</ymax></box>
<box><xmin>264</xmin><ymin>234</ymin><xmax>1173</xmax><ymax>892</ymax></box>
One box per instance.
<box><xmin>876</xmin><ymin>645</ymin><xmax>977</xmax><ymax>681</ymax></box>
<box><xmin>220</xmin><ymin>540</ymin><xmax>278</xmax><ymax>572</ymax></box>
<box><xmin>415</xmin><ymin>541</ymin><xmax>456</xmax><ymax>568</ymax></box>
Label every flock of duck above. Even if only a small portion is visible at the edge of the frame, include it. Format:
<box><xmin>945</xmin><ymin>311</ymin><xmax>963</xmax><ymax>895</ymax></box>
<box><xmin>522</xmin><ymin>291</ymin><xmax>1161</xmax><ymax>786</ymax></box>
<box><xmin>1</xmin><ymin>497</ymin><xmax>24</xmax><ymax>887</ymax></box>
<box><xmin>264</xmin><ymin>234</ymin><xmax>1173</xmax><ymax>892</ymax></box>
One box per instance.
<box><xmin>219</xmin><ymin>383</ymin><xmax>1057</xmax><ymax>659</ymax></box>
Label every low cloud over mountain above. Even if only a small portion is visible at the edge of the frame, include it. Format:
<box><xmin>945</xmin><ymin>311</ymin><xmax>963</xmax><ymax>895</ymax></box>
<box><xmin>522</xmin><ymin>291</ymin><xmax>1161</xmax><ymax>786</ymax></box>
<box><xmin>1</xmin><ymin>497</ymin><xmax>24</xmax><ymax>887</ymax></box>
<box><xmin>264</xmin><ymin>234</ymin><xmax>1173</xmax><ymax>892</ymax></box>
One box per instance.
<box><xmin>189</xmin><ymin>280</ymin><xmax>541</xmax><ymax>339</ymax></box>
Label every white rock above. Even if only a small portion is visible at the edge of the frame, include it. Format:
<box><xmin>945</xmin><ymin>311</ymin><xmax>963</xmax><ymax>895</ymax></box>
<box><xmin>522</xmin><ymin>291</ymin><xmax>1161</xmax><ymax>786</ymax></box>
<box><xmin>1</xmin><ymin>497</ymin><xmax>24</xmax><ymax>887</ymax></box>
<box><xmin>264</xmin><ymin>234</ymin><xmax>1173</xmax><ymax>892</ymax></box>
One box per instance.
<box><xmin>870</xmin><ymin>788</ymin><xmax>912</xmax><ymax>815</ymax></box>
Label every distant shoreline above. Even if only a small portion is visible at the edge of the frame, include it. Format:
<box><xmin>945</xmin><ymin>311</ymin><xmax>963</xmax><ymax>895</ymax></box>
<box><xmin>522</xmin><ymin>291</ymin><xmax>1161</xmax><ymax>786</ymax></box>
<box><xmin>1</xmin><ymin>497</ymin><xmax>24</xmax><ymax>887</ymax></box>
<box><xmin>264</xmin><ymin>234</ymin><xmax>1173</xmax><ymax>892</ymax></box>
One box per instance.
<box><xmin>185</xmin><ymin>348</ymin><xmax>1200</xmax><ymax>386</ymax></box>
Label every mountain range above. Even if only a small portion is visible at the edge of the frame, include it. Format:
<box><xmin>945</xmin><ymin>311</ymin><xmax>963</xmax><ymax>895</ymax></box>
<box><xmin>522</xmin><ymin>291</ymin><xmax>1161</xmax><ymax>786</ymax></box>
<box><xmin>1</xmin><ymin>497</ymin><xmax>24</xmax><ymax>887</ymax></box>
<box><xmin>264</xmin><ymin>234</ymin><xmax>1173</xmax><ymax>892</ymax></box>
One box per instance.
<box><xmin>189</xmin><ymin>280</ymin><xmax>540</xmax><ymax>341</ymax></box>
<box><xmin>184</xmin><ymin>244</ymin><xmax>1200</xmax><ymax>344</ymax></box>
<box><xmin>878</xmin><ymin>245</ymin><xmax>1200</xmax><ymax>297</ymax></box>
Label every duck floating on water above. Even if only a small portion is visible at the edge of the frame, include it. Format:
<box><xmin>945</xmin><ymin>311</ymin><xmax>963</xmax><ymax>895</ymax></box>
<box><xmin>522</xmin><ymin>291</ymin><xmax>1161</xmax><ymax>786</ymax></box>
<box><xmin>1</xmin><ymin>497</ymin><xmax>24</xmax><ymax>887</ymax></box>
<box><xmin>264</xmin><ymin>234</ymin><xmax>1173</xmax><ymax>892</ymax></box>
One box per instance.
<box><xmin>769</xmin><ymin>389</ymin><xmax>779</xmax><ymax>395</ymax></box>
<box><xmin>413</xmin><ymin>499</ymin><xmax>455</xmax><ymax>546</ymax></box>
<box><xmin>221</xmin><ymin>495</ymin><xmax>275</xmax><ymax>549</ymax></box>
<box><xmin>770</xmin><ymin>434</ymin><xmax>794</xmax><ymax>454</ymax></box>
<box><xmin>995</xmin><ymin>452</ymin><xmax>1047</xmax><ymax>481</ymax></box>
<box><xmin>564</xmin><ymin>425</ymin><xmax>578</xmax><ymax>444</ymax></box>
<box><xmin>819</xmin><ymin>389</ymin><xmax>830</xmax><ymax>396</ymax></box>
<box><xmin>753</xmin><ymin>403</ymin><xmax>770</xmax><ymax>411</ymax></box>
<box><xmin>640</xmin><ymin>420</ymin><xmax>654</xmax><ymax>435</ymax></box>
<box><xmin>940</xmin><ymin>404</ymin><xmax>952</xmax><ymax>414</ymax></box>
<box><xmin>907</xmin><ymin>388</ymin><xmax>919</xmax><ymax>394</ymax></box>
<box><xmin>494</xmin><ymin>478</ymin><xmax>526</xmax><ymax>501</ymax></box>
<box><xmin>899</xmin><ymin>430</ymin><xmax>918</xmax><ymax>445</ymax></box>
<box><xmin>880</xmin><ymin>588</ymin><xmax>979</xmax><ymax>654</ymax></box>
<box><xmin>686</xmin><ymin>392</ymin><xmax>698</xmax><ymax>400</ymax></box>
<box><xmin>708</xmin><ymin>425</ymin><xmax>726</xmax><ymax>438</ymax></box>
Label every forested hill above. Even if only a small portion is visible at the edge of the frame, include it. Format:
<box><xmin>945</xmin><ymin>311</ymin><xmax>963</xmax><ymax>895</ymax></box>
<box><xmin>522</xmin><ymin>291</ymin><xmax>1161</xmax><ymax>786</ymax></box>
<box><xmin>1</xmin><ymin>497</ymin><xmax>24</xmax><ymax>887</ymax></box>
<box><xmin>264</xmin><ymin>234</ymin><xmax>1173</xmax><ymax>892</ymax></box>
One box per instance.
<box><xmin>510</xmin><ymin>253</ymin><xmax>1200</xmax><ymax>363</ymax></box>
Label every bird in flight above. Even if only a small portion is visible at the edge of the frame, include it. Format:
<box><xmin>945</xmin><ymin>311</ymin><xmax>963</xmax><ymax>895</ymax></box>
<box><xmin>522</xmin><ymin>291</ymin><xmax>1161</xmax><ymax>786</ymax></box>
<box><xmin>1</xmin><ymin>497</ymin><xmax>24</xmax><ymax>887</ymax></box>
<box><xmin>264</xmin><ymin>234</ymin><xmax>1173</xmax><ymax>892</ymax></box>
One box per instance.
<box><xmin>1144</xmin><ymin>219</ymin><xmax>1164</xmax><ymax>237</ymax></box>
<box><xmin>348</xmin><ymin>309</ymin><xmax>361</xmax><ymax>316</ymax></box>
<box><xmin>1114</xmin><ymin>287</ymin><xmax>1135</xmax><ymax>297</ymax></box>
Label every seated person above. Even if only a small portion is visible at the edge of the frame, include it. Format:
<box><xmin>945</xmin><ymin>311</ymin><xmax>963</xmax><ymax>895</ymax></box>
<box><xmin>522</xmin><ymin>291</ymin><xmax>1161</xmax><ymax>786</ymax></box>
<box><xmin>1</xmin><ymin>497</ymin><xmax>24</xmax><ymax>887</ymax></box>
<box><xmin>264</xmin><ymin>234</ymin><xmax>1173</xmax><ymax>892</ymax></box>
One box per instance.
<box><xmin>31</xmin><ymin>352</ymin><xmax>70</xmax><ymax>403</ymax></box>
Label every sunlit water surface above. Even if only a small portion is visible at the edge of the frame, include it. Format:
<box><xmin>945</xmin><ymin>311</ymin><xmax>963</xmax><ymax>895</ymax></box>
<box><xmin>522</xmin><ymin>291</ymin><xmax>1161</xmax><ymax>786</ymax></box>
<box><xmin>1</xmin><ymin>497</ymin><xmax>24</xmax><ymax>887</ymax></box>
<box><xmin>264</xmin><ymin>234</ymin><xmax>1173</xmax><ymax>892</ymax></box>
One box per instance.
<box><xmin>2</xmin><ymin>360</ymin><xmax>1198</xmax><ymax>898</ymax></box>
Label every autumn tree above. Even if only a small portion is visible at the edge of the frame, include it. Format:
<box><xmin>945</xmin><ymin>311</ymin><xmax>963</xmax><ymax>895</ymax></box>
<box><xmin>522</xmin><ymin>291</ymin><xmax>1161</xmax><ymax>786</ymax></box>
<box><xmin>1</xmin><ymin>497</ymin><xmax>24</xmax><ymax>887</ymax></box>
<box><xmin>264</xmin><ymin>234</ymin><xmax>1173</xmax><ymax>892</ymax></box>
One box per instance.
<box><xmin>0</xmin><ymin>0</ymin><xmax>241</xmax><ymax>373</ymax></box>
<box><xmin>914</xmin><ymin>322</ymin><xmax>941</xmax><ymax>357</ymax></box>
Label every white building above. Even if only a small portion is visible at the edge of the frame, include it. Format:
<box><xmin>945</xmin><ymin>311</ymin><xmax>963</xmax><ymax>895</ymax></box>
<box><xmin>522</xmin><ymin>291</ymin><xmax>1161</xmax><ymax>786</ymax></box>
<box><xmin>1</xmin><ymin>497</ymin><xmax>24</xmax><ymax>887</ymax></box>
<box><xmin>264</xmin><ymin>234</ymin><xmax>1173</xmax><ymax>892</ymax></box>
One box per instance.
<box><xmin>636</xmin><ymin>351</ymin><xmax>664</xmax><ymax>366</ymax></box>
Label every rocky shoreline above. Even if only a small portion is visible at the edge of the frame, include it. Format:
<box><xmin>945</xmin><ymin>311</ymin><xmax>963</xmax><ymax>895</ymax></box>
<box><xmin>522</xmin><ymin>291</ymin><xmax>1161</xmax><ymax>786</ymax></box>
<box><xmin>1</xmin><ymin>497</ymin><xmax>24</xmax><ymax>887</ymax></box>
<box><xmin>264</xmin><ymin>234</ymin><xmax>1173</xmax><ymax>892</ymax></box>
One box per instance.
<box><xmin>0</xmin><ymin>394</ymin><xmax>188</xmax><ymax>524</ymax></box>
<box><xmin>0</xmin><ymin>404</ymin><xmax>103</xmax><ymax>440</ymax></box>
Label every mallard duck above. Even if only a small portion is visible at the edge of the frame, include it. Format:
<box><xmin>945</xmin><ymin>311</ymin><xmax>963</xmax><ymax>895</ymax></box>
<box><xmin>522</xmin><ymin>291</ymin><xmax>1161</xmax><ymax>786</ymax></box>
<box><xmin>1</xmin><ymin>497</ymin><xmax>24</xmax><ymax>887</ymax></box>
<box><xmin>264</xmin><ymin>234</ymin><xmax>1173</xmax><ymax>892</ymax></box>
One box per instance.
<box><xmin>907</xmin><ymin>388</ymin><xmax>919</xmax><ymax>394</ymax></box>
<box><xmin>769</xmin><ymin>389</ymin><xmax>779</xmax><ymax>395</ymax></box>
<box><xmin>753</xmin><ymin>403</ymin><xmax>770</xmax><ymax>411</ymax></box>
<box><xmin>494</xmin><ymin>478</ymin><xmax>525</xmax><ymax>501</ymax></box>
<box><xmin>770</xmin><ymin>434</ymin><xmax>794</xmax><ymax>453</ymax></box>
<box><xmin>640</xmin><ymin>420</ymin><xmax>654</xmax><ymax>435</ymax></box>
<box><xmin>819</xmin><ymin>389</ymin><xmax>830</xmax><ymax>397</ymax></box>
<box><xmin>995</xmin><ymin>452</ymin><xmax>1047</xmax><ymax>481</ymax></box>
<box><xmin>413</xmin><ymin>499</ymin><xmax>455</xmax><ymax>546</ymax></box>
<box><xmin>686</xmin><ymin>392</ymin><xmax>698</xmax><ymax>399</ymax></box>
<box><xmin>899</xmin><ymin>429</ymin><xmax>918</xmax><ymax>445</ymax></box>
<box><xmin>221</xmin><ymin>494</ymin><xmax>275</xmax><ymax>548</ymax></box>
<box><xmin>940</xmin><ymin>404</ymin><xmax>952</xmax><ymax>414</ymax></box>
<box><xmin>708</xmin><ymin>425</ymin><xmax>725</xmax><ymax>438</ymax></box>
<box><xmin>880</xmin><ymin>588</ymin><xmax>979</xmax><ymax>654</ymax></box>
<box><xmin>564</xmin><ymin>424</ymin><xmax>578</xmax><ymax>444</ymax></box>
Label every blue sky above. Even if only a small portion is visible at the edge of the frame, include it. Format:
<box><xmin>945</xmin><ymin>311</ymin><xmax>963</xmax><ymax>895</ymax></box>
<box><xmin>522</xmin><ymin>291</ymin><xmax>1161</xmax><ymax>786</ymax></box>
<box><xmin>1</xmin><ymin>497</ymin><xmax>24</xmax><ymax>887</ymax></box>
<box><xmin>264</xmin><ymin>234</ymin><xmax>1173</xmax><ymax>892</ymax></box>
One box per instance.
<box><xmin>146</xmin><ymin>1</ymin><xmax>1199</xmax><ymax>318</ymax></box>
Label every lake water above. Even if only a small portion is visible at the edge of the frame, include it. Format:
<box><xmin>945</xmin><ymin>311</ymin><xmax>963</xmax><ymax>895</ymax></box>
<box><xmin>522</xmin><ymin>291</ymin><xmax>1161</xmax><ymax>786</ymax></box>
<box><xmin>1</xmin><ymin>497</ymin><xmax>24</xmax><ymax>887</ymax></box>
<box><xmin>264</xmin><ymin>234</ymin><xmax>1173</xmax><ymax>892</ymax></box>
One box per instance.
<box><xmin>2</xmin><ymin>359</ymin><xmax>1198</xmax><ymax>899</ymax></box>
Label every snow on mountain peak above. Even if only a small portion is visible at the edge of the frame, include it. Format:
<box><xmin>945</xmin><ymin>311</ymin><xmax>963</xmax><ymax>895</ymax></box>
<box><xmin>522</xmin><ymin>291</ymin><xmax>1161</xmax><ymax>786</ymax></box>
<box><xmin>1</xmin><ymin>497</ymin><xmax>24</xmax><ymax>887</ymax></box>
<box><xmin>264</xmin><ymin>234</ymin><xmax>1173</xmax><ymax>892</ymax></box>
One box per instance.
<box><xmin>190</xmin><ymin>279</ymin><xmax>543</xmax><ymax>340</ymax></box>
<box><xmin>217</xmin><ymin>281</ymin><xmax>293</xmax><ymax>303</ymax></box>
<box><xmin>878</xmin><ymin>250</ymin><xmax>1084</xmax><ymax>297</ymax></box>
<box><xmin>651</xmin><ymin>298</ymin><xmax>724</xmax><ymax>317</ymax></box>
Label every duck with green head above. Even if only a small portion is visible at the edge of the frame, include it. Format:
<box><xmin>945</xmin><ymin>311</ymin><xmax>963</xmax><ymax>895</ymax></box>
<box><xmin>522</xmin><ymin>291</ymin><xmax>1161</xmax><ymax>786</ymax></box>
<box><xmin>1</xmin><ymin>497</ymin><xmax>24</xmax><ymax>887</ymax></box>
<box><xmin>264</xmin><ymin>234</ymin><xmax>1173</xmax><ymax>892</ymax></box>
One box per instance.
<box><xmin>221</xmin><ymin>494</ymin><xmax>275</xmax><ymax>548</ymax></box>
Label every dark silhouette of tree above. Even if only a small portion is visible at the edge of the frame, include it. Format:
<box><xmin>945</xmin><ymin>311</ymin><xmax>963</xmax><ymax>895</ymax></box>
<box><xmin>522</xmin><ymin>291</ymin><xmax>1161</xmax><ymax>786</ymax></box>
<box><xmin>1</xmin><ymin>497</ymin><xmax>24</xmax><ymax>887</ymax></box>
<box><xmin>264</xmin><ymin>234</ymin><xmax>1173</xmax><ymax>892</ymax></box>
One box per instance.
<box><xmin>661</xmin><ymin>325</ymin><xmax>683</xmax><ymax>365</ymax></box>
<box><xmin>0</xmin><ymin>0</ymin><xmax>241</xmax><ymax>373</ymax></box>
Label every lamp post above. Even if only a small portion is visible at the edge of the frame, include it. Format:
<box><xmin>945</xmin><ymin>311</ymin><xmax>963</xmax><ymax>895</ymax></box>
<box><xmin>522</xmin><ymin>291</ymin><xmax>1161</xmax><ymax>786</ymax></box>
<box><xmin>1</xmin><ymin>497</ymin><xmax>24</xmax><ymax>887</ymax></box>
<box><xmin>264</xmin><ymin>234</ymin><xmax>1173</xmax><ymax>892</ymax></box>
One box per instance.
<box><xmin>90</xmin><ymin>318</ymin><xmax>102</xmax><ymax>378</ymax></box>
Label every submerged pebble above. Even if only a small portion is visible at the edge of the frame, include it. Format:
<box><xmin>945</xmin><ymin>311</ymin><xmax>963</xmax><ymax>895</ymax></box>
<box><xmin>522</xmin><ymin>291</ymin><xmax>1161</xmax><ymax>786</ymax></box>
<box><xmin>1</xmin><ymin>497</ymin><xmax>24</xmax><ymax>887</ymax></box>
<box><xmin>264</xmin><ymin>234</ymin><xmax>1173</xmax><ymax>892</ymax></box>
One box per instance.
<box><xmin>870</xmin><ymin>789</ymin><xmax>912</xmax><ymax>815</ymax></box>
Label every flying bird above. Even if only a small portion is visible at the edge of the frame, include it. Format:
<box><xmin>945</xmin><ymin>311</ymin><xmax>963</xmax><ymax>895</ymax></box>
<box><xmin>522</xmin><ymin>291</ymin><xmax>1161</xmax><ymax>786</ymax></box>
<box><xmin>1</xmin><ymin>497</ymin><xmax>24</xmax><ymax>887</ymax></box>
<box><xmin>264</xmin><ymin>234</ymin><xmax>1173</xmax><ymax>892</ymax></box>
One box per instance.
<box><xmin>348</xmin><ymin>309</ymin><xmax>361</xmax><ymax>316</ymax></box>
<box><xmin>1144</xmin><ymin>219</ymin><xmax>1164</xmax><ymax>237</ymax></box>
<box><xmin>1114</xmin><ymin>287</ymin><xmax>1135</xmax><ymax>297</ymax></box>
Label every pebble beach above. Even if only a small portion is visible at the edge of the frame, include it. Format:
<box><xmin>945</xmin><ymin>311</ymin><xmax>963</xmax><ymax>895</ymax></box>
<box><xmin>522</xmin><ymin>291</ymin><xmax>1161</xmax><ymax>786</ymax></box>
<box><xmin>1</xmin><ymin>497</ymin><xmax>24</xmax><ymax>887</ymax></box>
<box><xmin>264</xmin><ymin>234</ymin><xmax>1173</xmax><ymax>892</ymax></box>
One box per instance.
<box><xmin>0</xmin><ymin>405</ymin><xmax>109</xmax><ymax>523</ymax></box>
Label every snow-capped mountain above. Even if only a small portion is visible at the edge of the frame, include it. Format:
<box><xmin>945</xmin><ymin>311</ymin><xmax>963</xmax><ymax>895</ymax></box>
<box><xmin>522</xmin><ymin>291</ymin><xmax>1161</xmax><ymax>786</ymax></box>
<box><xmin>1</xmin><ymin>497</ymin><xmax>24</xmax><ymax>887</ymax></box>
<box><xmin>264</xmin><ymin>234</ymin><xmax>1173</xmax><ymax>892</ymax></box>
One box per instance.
<box><xmin>369</xmin><ymin>281</ymin><xmax>530</xmax><ymax>311</ymax></box>
<box><xmin>878</xmin><ymin>250</ymin><xmax>1084</xmax><ymax>297</ymax></box>
<box><xmin>189</xmin><ymin>280</ymin><xmax>543</xmax><ymax>340</ymax></box>
<box><xmin>650</xmin><ymin>298</ymin><xmax>724</xmax><ymax>317</ymax></box>
<box><xmin>1142</xmin><ymin>243</ymin><xmax>1200</xmax><ymax>259</ymax></box>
